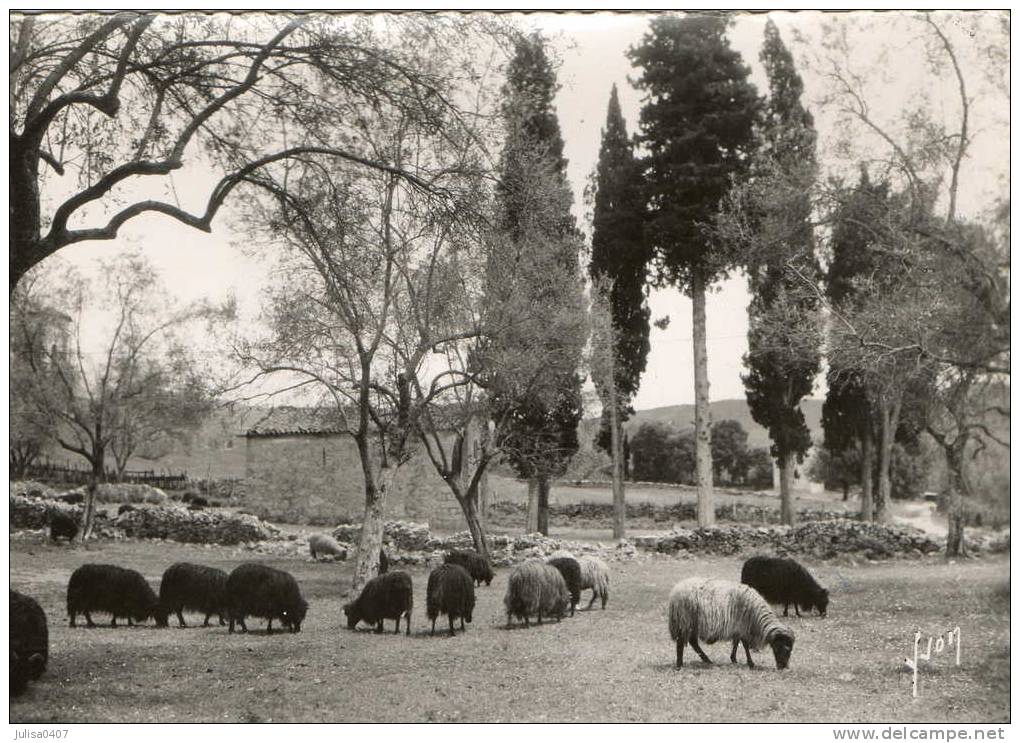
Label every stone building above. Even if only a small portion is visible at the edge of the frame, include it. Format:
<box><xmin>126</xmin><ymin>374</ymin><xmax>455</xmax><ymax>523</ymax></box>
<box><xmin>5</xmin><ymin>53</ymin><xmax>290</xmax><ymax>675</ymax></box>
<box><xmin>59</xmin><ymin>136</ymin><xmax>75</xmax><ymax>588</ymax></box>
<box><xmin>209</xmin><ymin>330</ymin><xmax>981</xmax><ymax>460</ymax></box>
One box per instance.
<box><xmin>241</xmin><ymin>426</ymin><xmax>489</xmax><ymax>530</ymax></box>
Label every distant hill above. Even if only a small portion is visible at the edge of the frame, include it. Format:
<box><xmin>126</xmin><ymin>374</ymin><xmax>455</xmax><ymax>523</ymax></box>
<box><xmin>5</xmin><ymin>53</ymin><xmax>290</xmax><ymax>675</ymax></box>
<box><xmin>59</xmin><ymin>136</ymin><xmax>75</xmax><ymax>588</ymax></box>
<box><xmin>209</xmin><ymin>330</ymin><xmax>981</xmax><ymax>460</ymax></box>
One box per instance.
<box><xmin>617</xmin><ymin>398</ymin><xmax>825</xmax><ymax>450</ymax></box>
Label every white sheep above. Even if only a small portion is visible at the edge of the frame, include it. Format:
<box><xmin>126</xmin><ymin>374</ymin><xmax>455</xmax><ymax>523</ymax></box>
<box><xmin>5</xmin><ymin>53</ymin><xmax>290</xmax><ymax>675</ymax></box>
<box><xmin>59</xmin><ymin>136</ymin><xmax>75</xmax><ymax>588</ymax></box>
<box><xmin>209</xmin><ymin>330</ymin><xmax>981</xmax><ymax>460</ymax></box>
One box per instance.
<box><xmin>577</xmin><ymin>555</ymin><xmax>610</xmax><ymax>610</ymax></box>
<box><xmin>667</xmin><ymin>577</ymin><xmax>795</xmax><ymax>669</ymax></box>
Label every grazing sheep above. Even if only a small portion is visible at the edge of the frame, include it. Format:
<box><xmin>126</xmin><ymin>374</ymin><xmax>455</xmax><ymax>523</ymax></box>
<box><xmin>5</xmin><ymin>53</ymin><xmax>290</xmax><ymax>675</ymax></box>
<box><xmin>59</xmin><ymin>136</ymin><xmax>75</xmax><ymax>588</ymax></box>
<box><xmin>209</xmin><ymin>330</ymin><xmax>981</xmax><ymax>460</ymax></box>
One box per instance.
<box><xmin>67</xmin><ymin>564</ymin><xmax>168</xmax><ymax>628</ymax></box>
<box><xmin>546</xmin><ymin>556</ymin><xmax>582</xmax><ymax>617</ymax></box>
<box><xmin>308</xmin><ymin>533</ymin><xmax>346</xmax><ymax>561</ymax></box>
<box><xmin>343</xmin><ymin>572</ymin><xmax>413</xmax><ymax>635</ymax></box>
<box><xmin>577</xmin><ymin>555</ymin><xmax>610</xmax><ymax>610</ymax></box>
<box><xmin>426</xmin><ymin>564</ymin><xmax>476</xmax><ymax>636</ymax></box>
<box><xmin>56</xmin><ymin>492</ymin><xmax>84</xmax><ymax>505</ymax></box>
<box><xmin>117</xmin><ymin>504</ymin><xmax>136</xmax><ymax>516</ymax></box>
<box><xmin>159</xmin><ymin>563</ymin><xmax>229</xmax><ymax>627</ymax></box>
<box><xmin>741</xmin><ymin>556</ymin><xmax>829</xmax><ymax>618</ymax></box>
<box><xmin>444</xmin><ymin>549</ymin><xmax>493</xmax><ymax>587</ymax></box>
<box><xmin>226</xmin><ymin>563</ymin><xmax>308</xmax><ymax>634</ymax></box>
<box><xmin>504</xmin><ymin>560</ymin><xmax>570</xmax><ymax>628</ymax></box>
<box><xmin>667</xmin><ymin>577</ymin><xmax>795</xmax><ymax>670</ymax></box>
<box><xmin>190</xmin><ymin>496</ymin><xmax>209</xmax><ymax>508</ymax></box>
<box><xmin>10</xmin><ymin>590</ymin><xmax>48</xmax><ymax>696</ymax></box>
<box><xmin>49</xmin><ymin>511</ymin><xmax>78</xmax><ymax>543</ymax></box>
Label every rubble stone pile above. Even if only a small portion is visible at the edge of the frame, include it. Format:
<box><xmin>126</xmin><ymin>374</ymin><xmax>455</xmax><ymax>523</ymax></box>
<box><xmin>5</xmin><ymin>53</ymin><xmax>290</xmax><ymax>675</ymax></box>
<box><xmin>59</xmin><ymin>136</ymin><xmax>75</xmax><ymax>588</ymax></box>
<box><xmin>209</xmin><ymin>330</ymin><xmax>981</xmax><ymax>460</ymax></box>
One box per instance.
<box><xmin>10</xmin><ymin>494</ymin><xmax>82</xmax><ymax>529</ymax></box>
<box><xmin>332</xmin><ymin>520</ymin><xmax>431</xmax><ymax>551</ymax></box>
<box><xmin>115</xmin><ymin>504</ymin><xmax>280</xmax><ymax>545</ymax></box>
<box><xmin>489</xmin><ymin>499</ymin><xmax>854</xmax><ymax>526</ymax></box>
<box><xmin>638</xmin><ymin>520</ymin><xmax>943</xmax><ymax>559</ymax></box>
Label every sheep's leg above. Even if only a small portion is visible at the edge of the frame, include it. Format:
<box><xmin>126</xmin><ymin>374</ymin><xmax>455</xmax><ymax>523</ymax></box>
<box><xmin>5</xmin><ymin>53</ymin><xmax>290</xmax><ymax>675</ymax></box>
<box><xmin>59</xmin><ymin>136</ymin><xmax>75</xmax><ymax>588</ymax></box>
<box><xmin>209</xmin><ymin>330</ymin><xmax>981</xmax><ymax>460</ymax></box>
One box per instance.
<box><xmin>127</xmin><ymin>617</ymin><xmax>134</xmax><ymax>627</ymax></box>
<box><xmin>794</xmin><ymin>604</ymin><xmax>802</xmax><ymax>618</ymax></box>
<box><xmin>375</xmin><ymin>619</ymin><xmax>384</xmax><ymax>634</ymax></box>
<box><xmin>506</xmin><ymin>614</ymin><xmax>512</xmax><ymax>629</ymax></box>
<box><xmin>69</xmin><ymin>611</ymin><xmax>77</xmax><ymax>628</ymax></box>
<box><xmin>394</xmin><ymin>617</ymin><xmax>401</xmax><ymax>635</ymax></box>
<box><xmin>601</xmin><ymin>594</ymin><xmax>607</xmax><ymax>610</ymax></box>
<box><xmin>523</xmin><ymin>615</ymin><xmax>529</xmax><ymax>628</ymax></box>
<box><xmin>111</xmin><ymin>616</ymin><xmax>118</xmax><ymax>628</ymax></box>
<box><xmin>688</xmin><ymin>637</ymin><xmax>712</xmax><ymax>664</ymax></box>
<box><xmin>742</xmin><ymin>640</ymin><xmax>755</xmax><ymax>668</ymax></box>
<box><xmin>219</xmin><ymin>614</ymin><xmax>226</xmax><ymax>626</ymax></box>
<box><xmin>203</xmin><ymin>613</ymin><xmax>213</xmax><ymax>627</ymax></box>
<box><xmin>460</xmin><ymin>616</ymin><xmax>466</xmax><ymax>631</ymax></box>
<box><xmin>783</xmin><ymin>604</ymin><xmax>789</xmax><ymax>617</ymax></box>
<box><xmin>405</xmin><ymin>610</ymin><xmax>411</xmax><ymax>636</ymax></box>
<box><xmin>730</xmin><ymin>639</ymin><xmax>740</xmax><ymax>664</ymax></box>
<box><xmin>431</xmin><ymin>617</ymin><xmax>436</xmax><ymax>636</ymax></box>
<box><xmin>536</xmin><ymin>612</ymin><xmax>542</xmax><ymax>625</ymax></box>
<box><xmin>676</xmin><ymin>638</ymin><xmax>684</xmax><ymax>669</ymax></box>
<box><xmin>587</xmin><ymin>591</ymin><xmax>597</xmax><ymax>610</ymax></box>
<box><xmin>449</xmin><ymin>615</ymin><xmax>456</xmax><ymax>637</ymax></box>
<box><xmin>178</xmin><ymin>610</ymin><xmax>187</xmax><ymax>628</ymax></box>
<box><xmin>266</xmin><ymin>618</ymin><xmax>273</xmax><ymax>635</ymax></box>
<box><xmin>85</xmin><ymin>611</ymin><xmax>96</xmax><ymax>628</ymax></box>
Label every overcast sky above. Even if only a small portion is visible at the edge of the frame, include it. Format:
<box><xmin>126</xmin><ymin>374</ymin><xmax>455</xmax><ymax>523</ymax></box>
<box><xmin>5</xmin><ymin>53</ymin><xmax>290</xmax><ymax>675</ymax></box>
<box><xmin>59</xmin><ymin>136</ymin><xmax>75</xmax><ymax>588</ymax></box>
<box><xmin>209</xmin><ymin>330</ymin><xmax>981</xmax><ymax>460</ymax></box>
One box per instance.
<box><xmin>43</xmin><ymin>10</ymin><xmax>1009</xmax><ymax>413</ymax></box>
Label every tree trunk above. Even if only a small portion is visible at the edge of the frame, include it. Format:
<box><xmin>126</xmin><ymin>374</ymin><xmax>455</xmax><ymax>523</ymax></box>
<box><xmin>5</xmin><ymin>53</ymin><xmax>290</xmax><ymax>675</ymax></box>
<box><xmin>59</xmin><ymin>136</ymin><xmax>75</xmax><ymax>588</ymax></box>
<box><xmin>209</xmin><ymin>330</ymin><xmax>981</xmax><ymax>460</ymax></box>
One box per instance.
<box><xmin>459</xmin><ymin>489</ymin><xmax>491</xmax><ymax>564</ymax></box>
<box><xmin>526</xmin><ymin>477</ymin><xmax>540</xmax><ymax>533</ymax></box>
<box><xmin>80</xmin><ymin>455</ymin><xmax>104</xmax><ymax>542</ymax></box>
<box><xmin>352</xmin><ymin>464</ymin><xmax>394</xmax><ymax>593</ymax></box>
<box><xmin>779</xmin><ymin>451</ymin><xmax>796</xmax><ymax>526</ymax></box>
<box><xmin>860</xmin><ymin>434</ymin><xmax>874</xmax><ymax>521</ymax></box>
<box><xmin>10</xmin><ymin>139</ymin><xmax>43</xmax><ymax>295</ymax></box>
<box><xmin>608</xmin><ymin>374</ymin><xmax>626</xmax><ymax>540</ymax></box>
<box><xmin>875</xmin><ymin>396</ymin><xmax>901</xmax><ymax>523</ymax></box>
<box><xmin>943</xmin><ymin>439</ymin><xmax>969</xmax><ymax>558</ymax></box>
<box><xmin>537</xmin><ymin>474</ymin><xmax>550</xmax><ymax>536</ymax></box>
<box><xmin>691</xmin><ymin>272</ymin><xmax>715</xmax><ymax>526</ymax></box>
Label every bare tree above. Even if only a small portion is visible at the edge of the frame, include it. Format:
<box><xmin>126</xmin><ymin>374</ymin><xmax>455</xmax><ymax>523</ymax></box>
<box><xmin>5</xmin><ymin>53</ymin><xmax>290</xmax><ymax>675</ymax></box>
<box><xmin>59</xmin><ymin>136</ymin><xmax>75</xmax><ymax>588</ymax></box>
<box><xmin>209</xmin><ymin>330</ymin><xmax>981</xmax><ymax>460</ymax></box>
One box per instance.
<box><xmin>9</xmin><ymin>12</ymin><xmax>502</xmax><ymax>292</ymax></box>
<box><xmin>11</xmin><ymin>254</ymin><xmax>223</xmax><ymax>538</ymax></box>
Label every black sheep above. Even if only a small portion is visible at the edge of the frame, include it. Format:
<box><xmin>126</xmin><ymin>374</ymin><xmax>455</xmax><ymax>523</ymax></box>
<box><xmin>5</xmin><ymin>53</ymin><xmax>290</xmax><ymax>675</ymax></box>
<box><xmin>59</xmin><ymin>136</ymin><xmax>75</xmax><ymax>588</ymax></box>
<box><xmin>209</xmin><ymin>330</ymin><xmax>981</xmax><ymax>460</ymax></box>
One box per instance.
<box><xmin>547</xmin><ymin>557</ymin><xmax>582</xmax><ymax>616</ymax></box>
<box><xmin>343</xmin><ymin>571</ymin><xmax>413</xmax><ymax>635</ymax></box>
<box><xmin>49</xmin><ymin>511</ymin><xmax>78</xmax><ymax>542</ymax></box>
<box><xmin>741</xmin><ymin>556</ymin><xmax>829</xmax><ymax>617</ymax></box>
<box><xmin>117</xmin><ymin>504</ymin><xmax>136</xmax><ymax>516</ymax></box>
<box><xmin>444</xmin><ymin>549</ymin><xmax>494</xmax><ymax>587</ymax></box>
<box><xmin>190</xmin><ymin>496</ymin><xmax>210</xmax><ymax>508</ymax></box>
<box><xmin>159</xmin><ymin>563</ymin><xmax>229</xmax><ymax>627</ymax></box>
<box><xmin>56</xmin><ymin>492</ymin><xmax>84</xmax><ymax>505</ymax></box>
<box><xmin>426</xmin><ymin>564</ymin><xmax>475</xmax><ymax>636</ymax></box>
<box><xmin>67</xmin><ymin>564</ymin><xmax>168</xmax><ymax>628</ymax></box>
<box><xmin>10</xmin><ymin>590</ymin><xmax>48</xmax><ymax>696</ymax></box>
<box><xmin>226</xmin><ymin>563</ymin><xmax>308</xmax><ymax>634</ymax></box>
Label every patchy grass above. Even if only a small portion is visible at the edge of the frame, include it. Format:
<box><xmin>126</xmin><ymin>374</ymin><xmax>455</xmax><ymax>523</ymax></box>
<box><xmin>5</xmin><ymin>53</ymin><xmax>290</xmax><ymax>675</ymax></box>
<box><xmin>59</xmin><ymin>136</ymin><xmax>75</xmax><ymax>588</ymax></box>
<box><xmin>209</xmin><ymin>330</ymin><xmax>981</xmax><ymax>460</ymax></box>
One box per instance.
<box><xmin>9</xmin><ymin>535</ymin><xmax>1009</xmax><ymax>722</ymax></box>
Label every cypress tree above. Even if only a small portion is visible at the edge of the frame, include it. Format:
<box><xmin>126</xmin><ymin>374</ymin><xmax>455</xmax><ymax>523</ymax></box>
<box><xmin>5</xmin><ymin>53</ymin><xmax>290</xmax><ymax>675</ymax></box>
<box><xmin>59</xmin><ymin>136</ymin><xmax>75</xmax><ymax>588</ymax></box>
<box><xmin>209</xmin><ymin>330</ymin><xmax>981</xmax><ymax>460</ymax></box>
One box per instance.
<box><xmin>589</xmin><ymin>84</ymin><xmax>651</xmax><ymax>537</ymax></box>
<box><xmin>742</xmin><ymin>19</ymin><xmax>821</xmax><ymax>526</ymax></box>
<box><xmin>489</xmin><ymin>33</ymin><xmax>585</xmax><ymax>535</ymax></box>
<box><xmin>629</xmin><ymin>13</ymin><xmax>761</xmax><ymax>526</ymax></box>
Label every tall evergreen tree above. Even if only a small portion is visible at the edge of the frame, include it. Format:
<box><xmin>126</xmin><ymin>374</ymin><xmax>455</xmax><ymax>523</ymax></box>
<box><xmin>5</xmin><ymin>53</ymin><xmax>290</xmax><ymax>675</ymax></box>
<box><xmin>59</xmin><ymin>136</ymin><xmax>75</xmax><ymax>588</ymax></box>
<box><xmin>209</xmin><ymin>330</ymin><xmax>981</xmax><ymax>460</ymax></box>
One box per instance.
<box><xmin>588</xmin><ymin>84</ymin><xmax>651</xmax><ymax>538</ymax></box>
<box><xmin>489</xmin><ymin>33</ymin><xmax>585</xmax><ymax>535</ymax></box>
<box><xmin>629</xmin><ymin>14</ymin><xmax>761</xmax><ymax>526</ymax></box>
<box><xmin>742</xmin><ymin>19</ymin><xmax>821</xmax><ymax>526</ymax></box>
<box><xmin>822</xmin><ymin>167</ymin><xmax>890</xmax><ymax>521</ymax></box>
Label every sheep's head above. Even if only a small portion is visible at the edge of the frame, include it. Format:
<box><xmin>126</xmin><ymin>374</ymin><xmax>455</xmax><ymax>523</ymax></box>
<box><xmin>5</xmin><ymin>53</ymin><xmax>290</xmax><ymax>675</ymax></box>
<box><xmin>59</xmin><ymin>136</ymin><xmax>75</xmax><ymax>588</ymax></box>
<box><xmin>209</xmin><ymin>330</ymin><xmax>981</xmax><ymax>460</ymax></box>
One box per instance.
<box><xmin>282</xmin><ymin>600</ymin><xmax>308</xmax><ymax>633</ymax></box>
<box><xmin>813</xmin><ymin>588</ymin><xmax>829</xmax><ymax>617</ymax></box>
<box><xmin>769</xmin><ymin>628</ymin><xmax>795</xmax><ymax>670</ymax></box>
<box><xmin>342</xmin><ymin>602</ymin><xmax>359</xmax><ymax>629</ymax></box>
<box><xmin>146</xmin><ymin>603</ymin><xmax>169</xmax><ymax>628</ymax></box>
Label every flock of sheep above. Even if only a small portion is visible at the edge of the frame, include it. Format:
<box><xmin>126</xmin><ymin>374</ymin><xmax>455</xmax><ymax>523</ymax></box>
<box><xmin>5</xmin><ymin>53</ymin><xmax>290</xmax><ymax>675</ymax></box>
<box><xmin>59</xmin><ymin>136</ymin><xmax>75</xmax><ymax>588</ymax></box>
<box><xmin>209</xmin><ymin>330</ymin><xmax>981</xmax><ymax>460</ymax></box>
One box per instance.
<box><xmin>10</xmin><ymin>540</ymin><xmax>829</xmax><ymax>699</ymax></box>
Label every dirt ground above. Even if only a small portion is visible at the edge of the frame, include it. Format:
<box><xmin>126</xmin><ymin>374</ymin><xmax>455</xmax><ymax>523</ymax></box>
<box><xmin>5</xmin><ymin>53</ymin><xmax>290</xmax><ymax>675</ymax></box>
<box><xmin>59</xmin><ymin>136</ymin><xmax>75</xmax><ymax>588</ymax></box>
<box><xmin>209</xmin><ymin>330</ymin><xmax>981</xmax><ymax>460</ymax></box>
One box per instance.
<box><xmin>9</xmin><ymin>535</ymin><xmax>1009</xmax><ymax>723</ymax></box>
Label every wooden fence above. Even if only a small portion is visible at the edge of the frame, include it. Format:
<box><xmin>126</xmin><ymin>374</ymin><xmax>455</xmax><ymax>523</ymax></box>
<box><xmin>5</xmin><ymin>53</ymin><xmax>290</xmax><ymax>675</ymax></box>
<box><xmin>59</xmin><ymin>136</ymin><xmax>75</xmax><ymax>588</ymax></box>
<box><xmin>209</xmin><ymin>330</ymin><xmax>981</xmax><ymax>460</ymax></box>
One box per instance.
<box><xmin>18</xmin><ymin>459</ymin><xmax>189</xmax><ymax>491</ymax></box>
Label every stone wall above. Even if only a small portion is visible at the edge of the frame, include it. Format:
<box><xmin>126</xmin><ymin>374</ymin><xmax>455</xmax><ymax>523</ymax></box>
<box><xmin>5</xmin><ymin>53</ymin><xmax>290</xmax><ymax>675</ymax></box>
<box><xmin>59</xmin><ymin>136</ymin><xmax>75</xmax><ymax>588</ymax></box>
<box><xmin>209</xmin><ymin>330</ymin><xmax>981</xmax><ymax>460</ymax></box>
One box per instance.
<box><xmin>243</xmin><ymin>432</ymin><xmax>483</xmax><ymax>530</ymax></box>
